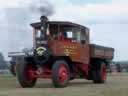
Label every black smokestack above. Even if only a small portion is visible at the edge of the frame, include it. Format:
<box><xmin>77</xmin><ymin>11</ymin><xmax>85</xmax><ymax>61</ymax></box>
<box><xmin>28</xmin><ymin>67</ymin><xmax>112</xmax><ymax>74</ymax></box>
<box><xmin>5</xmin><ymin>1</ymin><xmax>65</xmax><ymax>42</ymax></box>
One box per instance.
<box><xmin>40</xmin><ymin>16</ymin><xmax>48</xmax><ymax>22</ymax></box>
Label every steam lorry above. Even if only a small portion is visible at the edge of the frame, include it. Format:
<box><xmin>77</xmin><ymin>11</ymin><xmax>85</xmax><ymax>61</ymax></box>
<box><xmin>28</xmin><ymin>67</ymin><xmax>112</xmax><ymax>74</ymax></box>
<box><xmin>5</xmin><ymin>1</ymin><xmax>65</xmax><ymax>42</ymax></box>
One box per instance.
<box><xmin>8</xmin><ymin>16</ymin><xmax>114</xmax><ymax>88</ymax></box>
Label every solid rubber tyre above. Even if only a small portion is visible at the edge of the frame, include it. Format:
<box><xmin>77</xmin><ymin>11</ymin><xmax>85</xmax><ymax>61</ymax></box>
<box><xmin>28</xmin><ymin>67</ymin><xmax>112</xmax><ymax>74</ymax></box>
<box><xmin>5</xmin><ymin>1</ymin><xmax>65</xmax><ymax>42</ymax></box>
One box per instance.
<box><xmin>17</xmin><ymin>59</ymin><xmax>37</xmax><ymax>88</ymax></box>
<box><xmin>52</xmin><ymin>60</ymin><xmax>70</xmax><ymax>88</ymax></box>
<box><xmin>92</xmin><ymin>62</ymin><xmax>106</xmax><ymax>84</ymax></box>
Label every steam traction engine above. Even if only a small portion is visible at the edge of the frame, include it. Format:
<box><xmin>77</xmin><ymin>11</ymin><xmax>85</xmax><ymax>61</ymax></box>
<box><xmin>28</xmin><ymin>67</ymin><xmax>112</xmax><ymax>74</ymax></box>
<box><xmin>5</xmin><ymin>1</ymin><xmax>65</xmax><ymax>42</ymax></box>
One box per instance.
<box><xmin>9</xmin><ymin>16</ymin><xmax>114</xmax><ymax>88</ymax></box>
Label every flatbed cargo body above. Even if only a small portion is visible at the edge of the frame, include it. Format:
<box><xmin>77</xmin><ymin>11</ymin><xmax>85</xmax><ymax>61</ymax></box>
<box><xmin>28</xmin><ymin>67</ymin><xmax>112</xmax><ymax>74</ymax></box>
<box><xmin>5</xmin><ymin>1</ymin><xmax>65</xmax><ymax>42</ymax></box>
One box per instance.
<box><xmin>90</xmin><ymin>44</ymin><xmax>114</xmax><ymax>60</ymax></box>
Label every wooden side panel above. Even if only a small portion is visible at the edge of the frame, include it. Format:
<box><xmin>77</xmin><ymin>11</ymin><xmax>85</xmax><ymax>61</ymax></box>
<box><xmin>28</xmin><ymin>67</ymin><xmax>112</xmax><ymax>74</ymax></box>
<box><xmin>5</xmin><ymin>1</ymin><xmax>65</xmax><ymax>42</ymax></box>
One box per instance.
<box><xmin>90</xmin><ymin>44</ymin><xmax>114</xmax><ymax>60</ymax></box>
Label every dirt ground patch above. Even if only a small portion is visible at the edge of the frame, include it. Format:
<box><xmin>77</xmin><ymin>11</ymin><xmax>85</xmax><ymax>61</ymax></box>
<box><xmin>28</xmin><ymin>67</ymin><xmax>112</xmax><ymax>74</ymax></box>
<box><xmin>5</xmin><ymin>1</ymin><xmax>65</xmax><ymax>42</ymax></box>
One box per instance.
<box><xmin>0</xmin><ymin>73</ymin><xmax>128</xmax><ymax>96</ymax></box>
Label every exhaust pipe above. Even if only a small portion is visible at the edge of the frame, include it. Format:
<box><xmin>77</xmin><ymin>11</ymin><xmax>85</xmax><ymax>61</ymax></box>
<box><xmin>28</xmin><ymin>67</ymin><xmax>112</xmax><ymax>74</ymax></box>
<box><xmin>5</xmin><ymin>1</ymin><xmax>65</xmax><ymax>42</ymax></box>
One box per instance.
<box><xmin>40</xmin><ymin>16</ymin><xmax>48</xmax><ymax>22</ymax></box>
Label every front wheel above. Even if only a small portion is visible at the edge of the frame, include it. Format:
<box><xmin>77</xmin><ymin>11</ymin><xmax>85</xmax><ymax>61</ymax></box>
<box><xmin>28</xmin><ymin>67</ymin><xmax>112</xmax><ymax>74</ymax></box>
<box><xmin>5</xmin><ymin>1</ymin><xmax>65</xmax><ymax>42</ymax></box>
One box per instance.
<box><xmin>92</xmin><ymin>62</ymin><xmax>107</xmax><ymax>83</ymax></box>
<box><xmin>17</xmin><ymin>60</ymin><xmax>37</xmax><ymax>88</ymax></box>
<box><xmin>52</xmin><ymin>60</ymin><xmax>70</xmax><ymax>88</ymax></box>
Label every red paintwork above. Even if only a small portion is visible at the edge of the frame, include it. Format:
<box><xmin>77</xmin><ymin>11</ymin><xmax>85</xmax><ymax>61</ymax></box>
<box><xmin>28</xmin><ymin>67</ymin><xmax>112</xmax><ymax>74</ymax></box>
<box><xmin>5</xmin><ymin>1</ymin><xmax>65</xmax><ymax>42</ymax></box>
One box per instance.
<box><xmin>28</xmin><ymin>63</ymin><xmax>89</xmax><ymax>79</ymax></box>
<box><xmin>25</xmin><ymin>65</ymin><xmax>33</xmax><ymax>82</ymax></box>
<box><xmin>42</xmin><ymin>68</ymin><xmax>51</xmax><ymax>73</ymax></box>
<box><xmin>58</xmin><ymin>65</ymin><xmax>68</xmax><ymax>83</ymax></box>
<box><xmin>31</xmin><ymin>74</ymin><xmax>52</xmax><ymax>78</ymax></box>
<box><xmin>73</xmin><ymin>64</ymin><xmax>88</xmax><ymax>74</ymax></box>
<box><xmin>79</xmin><ymin>64</ymin><xmax>89</xmax><ymax>74</ymax></box>
<box><xmin>102</xmin><ymin>65</ymin><xmax>106</xmax><ymax>81</ymax></box>
<box><xmin>30</xmin><ymin>67</ymin><xmax>52</xmax><ymax>78</ymax></box>
<box><xmin>72</xmin><ymin>63</ymin><xmax>90</xmax><ymax>79</ymax></box>
<box><xmin>61</xmin><ymin>38</ymin><xmax>72</xmax><ymax>42</ymax></box>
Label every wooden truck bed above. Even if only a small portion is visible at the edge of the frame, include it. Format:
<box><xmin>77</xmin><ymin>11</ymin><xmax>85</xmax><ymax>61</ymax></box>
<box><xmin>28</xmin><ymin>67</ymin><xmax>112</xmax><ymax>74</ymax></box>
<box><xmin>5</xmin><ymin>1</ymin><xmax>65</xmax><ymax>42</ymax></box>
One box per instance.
<box><xmin>90</xmin><ymin>44</ymin><xmax>114</xmax><ymax>60</ymax></box>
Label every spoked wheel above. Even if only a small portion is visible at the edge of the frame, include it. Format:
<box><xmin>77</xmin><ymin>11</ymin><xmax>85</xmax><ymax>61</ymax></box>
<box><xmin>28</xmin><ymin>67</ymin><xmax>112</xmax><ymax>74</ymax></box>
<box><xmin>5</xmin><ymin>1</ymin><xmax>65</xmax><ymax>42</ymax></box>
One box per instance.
<box><xmin>17</xmin><ymin>60</ymin><xmax>37</xmax><ymax>88</ymax></box>
<box><xmin>52</xmin><ymin>60</ymin><xmax>70</xmax><ymax>88</ymax></box>
<box><xmin>92</xmin><ymin>62</ymin><xmax>107</xmax><ymax>83</ymax></box>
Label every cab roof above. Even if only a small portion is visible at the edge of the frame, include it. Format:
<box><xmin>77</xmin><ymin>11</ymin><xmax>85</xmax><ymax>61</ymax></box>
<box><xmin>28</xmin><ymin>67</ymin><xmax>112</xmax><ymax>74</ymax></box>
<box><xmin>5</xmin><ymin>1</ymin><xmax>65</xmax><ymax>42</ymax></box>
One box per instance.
<box><xmin>31</xmin><ymin>21</ymin><xmax>89</xmax><ymax>30</ymax></box>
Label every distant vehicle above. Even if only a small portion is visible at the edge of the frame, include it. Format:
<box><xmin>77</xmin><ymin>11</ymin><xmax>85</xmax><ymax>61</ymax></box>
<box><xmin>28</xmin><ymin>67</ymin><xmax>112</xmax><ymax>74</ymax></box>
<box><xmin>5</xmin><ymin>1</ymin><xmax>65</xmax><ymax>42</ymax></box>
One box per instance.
<box><xmin>8</xmin><ymin>51</ymin><xmax>27</xmax><ymax>76</ymax></box>
<box><xmin>116</xmin><ymin>64</ymin><xmax>128</xmax><ymax>72</ymax></box>
<box><xmin>110</xmin><ymin>64</ymin><xmax>117</xmax><ymax>72</ymax></box>
<box><xmin>106</xmin><ymin>62</ymin><xmax>117</xmax><ymax>73</ymax></box>
<box><xmin>8</xmin><ymin>16</ymin><xmax>114</xmax><ymax>88</ymax></box>
<box><xmin>0</xmin><ymin>69</ymin><xmax>10</xmax><ymax>74</ymax></box>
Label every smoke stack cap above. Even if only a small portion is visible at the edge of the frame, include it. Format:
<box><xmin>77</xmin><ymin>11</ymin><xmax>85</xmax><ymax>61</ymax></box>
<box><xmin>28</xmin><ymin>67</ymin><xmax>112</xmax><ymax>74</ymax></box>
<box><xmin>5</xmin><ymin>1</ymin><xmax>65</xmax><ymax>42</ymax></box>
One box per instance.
<box><xmin>40</xmin><ymin>16</ymin><xmax>48</xmax><ymax>22</ymax></box>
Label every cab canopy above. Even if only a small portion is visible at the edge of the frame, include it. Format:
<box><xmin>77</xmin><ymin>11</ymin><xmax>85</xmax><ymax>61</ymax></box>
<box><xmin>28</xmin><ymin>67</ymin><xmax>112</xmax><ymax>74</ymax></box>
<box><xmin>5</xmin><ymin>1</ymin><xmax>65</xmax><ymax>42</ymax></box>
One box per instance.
<box><xmin>31</xmin><ymin>21</ymin><xmax>89</xmax><ymax>30</ymax></box>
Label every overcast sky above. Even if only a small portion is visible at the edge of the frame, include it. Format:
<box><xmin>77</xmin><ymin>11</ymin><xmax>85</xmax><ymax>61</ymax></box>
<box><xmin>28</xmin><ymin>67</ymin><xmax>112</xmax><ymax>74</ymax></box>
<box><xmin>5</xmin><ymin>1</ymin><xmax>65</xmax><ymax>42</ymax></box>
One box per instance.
<box><xmin>0</xmin><ymin>0</ymin><xmax>128</xmax><ymax>61</ymax></box>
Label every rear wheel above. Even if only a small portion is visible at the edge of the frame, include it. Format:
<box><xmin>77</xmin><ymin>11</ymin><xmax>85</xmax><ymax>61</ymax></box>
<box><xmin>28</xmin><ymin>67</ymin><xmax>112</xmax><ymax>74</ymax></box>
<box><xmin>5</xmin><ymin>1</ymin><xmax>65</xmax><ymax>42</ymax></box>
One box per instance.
<box><xmin>17</xmin><ymin>60</ymin><xmax>37</xmax><ymax>88</ymax></box>
<box><xmin>52</xmin><ymin>60</ymin><xmax>70</xmax><ymax>88</ymax></box>
<box><xmin>92</xmin><ymin>62</ymin><xmax>106</xmax><ymax>83</ymax></box>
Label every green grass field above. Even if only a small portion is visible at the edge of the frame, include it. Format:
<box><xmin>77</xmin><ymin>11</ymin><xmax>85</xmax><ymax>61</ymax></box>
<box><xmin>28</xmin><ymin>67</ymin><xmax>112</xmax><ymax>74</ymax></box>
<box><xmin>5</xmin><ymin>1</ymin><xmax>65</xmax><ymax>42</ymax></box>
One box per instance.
<box><xmin>0</xmin><ymin>73</ymin><xmax>128</xmax><ymax>96</ymax></box>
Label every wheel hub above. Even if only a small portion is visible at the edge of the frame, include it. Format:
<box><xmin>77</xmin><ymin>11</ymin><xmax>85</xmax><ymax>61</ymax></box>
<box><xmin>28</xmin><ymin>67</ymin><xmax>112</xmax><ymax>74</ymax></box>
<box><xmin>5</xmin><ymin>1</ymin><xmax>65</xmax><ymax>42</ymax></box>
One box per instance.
<box><xmin>102</xmin><ymin>65</ymin><xmax>106</xmax><ymax>81</ymax></box>
<box><xmin>24</xmin><ymin>65</ymin><xmax>33</xmax><ymax>82</ymax></box>
<box><xmin>58</xmin><ymin>65</ymin><xmax>68</xmax><ymax>83</ymax></box>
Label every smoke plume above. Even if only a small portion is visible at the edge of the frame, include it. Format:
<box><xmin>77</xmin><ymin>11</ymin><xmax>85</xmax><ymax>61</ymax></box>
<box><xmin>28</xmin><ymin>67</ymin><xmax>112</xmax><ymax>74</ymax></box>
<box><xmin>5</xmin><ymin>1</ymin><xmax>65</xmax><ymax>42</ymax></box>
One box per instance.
<box><xmin>5</xmin><ymin>0</ymin><xmax>54</xmax><ymax>53</ymax></box>
<box><xmin>29</xmin><ymin>0</ymin><xmax>55</xmax><ymax>17</ymax></box>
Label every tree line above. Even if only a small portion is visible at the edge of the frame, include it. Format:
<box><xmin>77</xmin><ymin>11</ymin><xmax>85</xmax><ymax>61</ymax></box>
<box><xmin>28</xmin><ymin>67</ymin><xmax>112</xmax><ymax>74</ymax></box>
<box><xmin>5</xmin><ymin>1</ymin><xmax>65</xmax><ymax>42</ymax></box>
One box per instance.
<box><xmin>0</xmin><ymin>52</ymin><xmax>8</xmax><ymax>70</ymax></box>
